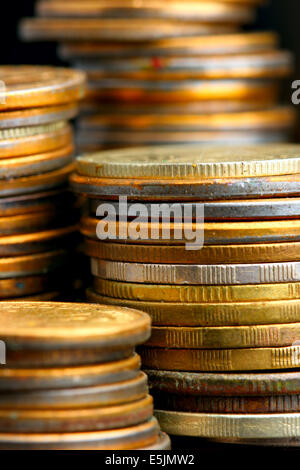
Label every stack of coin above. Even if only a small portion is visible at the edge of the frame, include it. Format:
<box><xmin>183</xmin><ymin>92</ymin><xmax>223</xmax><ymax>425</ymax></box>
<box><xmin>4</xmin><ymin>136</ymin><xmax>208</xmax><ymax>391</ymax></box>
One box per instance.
<box><xmin>19</xmin><ymin>1</ymin><xmax>295</xmax><ymax>151</ymax></box>
<box><xmin>70</xmin><ymin>144</ymin><xmax>300</xmax><ymax>445</ymax></box>
<box><xmin>0</xmin><ymin>301</ymin><xmax>170</xmax><ymax>450</ymax></box>
<box><xmin>0</xmin><ymin>66</ymin><xmax>86</xmax><ymax>301</ymax></box>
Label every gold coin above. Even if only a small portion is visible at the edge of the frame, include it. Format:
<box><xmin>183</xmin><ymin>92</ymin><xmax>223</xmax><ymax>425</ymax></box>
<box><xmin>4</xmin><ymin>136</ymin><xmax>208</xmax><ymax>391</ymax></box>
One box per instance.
<box><xmin>0</xmin><ymin>103</ymin><xmax>78</xmax><ymax>129</ymax></box>
<box><xmin>82</xmin><ymin>217</ymin><xmax>300</xmax><ymax>245</ymax></box>
<box><xmin>84</xmin><ymin>239</ymin><xmax>300</xmax><ymax>264</ymax></box>
<box><xmin>0</xmin><ymin>275</ymin><xmax>59</xmax><ymax>299</ymax></box>
<box><xmin>0</xmin><ymin>395</ymin><xmax>153</xmax><ymax>433</ymax></box>
<box><xmin>76</xmin><ymin>144</ymin><xmax>300</xmax><ymax>179</ymax></box>
<box><xmin>0</xmin><ymin>250</ymin><xmax>68</xmax><ymax>278</ymax></box>
<box><xmin>94</xmin><ymin>279</ymin><xmax>300</xmax><ymax>303</ymax></box>
<box><xmin>147</xmin><ymin>324</ymin><xmax>300</xmax><ymax>349</ymax></box>
<box><xmin>155</xmin><ymin>410</ymin><xmax>300</xmax><ymax>439</ymax></box>
<box><xmin>0</xmin><ymin>66</ymin><xmax>85</xmax><ymax>111</ymax></box>
<box><xmin>0</xmin><ymin>355</ymin><xmax>141</xmax><ymax>390</ymax></box>
<box><xmin>87</xmin><ymin>289</ymin><xmax>300</xmax><ymax>327</ymax></box>
<box><xmin>140</xmin><ymin>345</ymin><xmax>300</xmax><ymax>371</ymax></box>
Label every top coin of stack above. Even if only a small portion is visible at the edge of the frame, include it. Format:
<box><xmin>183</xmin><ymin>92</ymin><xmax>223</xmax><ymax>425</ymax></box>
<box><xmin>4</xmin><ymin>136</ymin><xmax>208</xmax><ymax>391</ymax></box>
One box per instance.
<box><xmin>0</xmin><ymin>66</ymin><xmax>85</xmax><ymax>300</ymax></box>
<box><xmin>0</xmin><ymin>301</ymin><xmax>170</xmax><ymax>450</ymax></box>
<box><xmin>70</xmin><ymin>143</ymin><xmax>300</xmax><ymax>445</ymax></box>
<box><xmin>19</xmin><ymin>1</ymin><xmax>295</xmax><ymax>151</ymax></box>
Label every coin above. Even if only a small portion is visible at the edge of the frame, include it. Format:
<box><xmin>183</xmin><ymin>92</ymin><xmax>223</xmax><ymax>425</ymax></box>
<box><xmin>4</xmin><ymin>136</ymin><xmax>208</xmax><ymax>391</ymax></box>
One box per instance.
<box><xmin>145</xmin><ymin>369</ymin><xmax>300</xmax><ymax>396</ymax></box>
<box><xmin>0</xmin><ymin>372</ymin><xmax>148</xmax><ymax>409</ymax></box>
<box><xmin>0</xmin><ymin>251</ymin><xmax>68</xmax><ymax>278</ymax></box>
<box><xmin>76</xmin><ymin>144</ymin><xmax>300</xmax><ymax>179</ymax></box>
<box><xmin>0</xmin><ymin>418</ymin><xmax>159</xmax><ymax>450</ymax></box>
<box><xmin>87</xmin><ymin>290</ymin><xmax>300</xmax><ymax>327</ymax></box>
<box><xmin>70</xmin><ymin>172</ymin><xmax>300</xmax><ymax>200</ymax></box>
<box><xmin>0</xmin><ymin>122</ymin><xmax>72</xmax><ymax>158</ymax></box>
<box><xmin>140</xmin><ymin>345</ymin><xmax>300</xmax><ymax>371</ymax></box>
<box><xmin>84</xmin><ymin>239</ymin><xmax>300</xmax><ymax>264</ymax></box>
<box><xmin>0</xmin><ymin>355</ymin><xmax>141</xmax><ymax>391</ymax></box>
<box><xmin>0</xmin><ymin>395</ymin><xmax>153</xmax><ymax>433</ymax></box>
<box><xmin>1</xmin><ymin>163</ymin><xmax>74</xmax><ymax>197</ymax></box>
<box><xmin>154</xmin><ymin>410</ymin><xmax>300</xmax><ymax>439</ymax></box>
<box><xmin>0</xmin><ymin>275</ymin><xmax>59</xmax><ymax>299</ymax></box>
<box><xmin>0</xmin><ymin>190</ymin><xmax>75</xmax><ymax>217</ymax></box>
<box><xmin>92</xmin><ymin>260</ymin><xmax>300</xmax><ymax>285</ymax></box>
<box><xmin>0</xmin><ymin>66</ymin><xmax>85</xmax><ymax>111</ymax></box>
<box><xmin>94</xmin><ymin>279</ymin><xmax>300</xmax><ymax>302</ymax></box>
<box><xmin>0</xmin><ymin>210</ymin><xmax>74</xmax><ymax>236</ymax></box>
<box><xmin>0</xmin><ymin>103</ymin><xmax>78</xmax><ymax>129</ymax></box>
<box><xmin>141</xmin><ymin>432</ymin><xmax>171</xmax><ymax>450</ymax></box>
<box><xmin>89</xmin><ymin>197</ymin><xmax>300</xmax><ymax>221</ymax></box>
<box><xmin>0</xmin><ymin>145</ymin><xmax>74</xmax><ymax>179</ymax></box>
<box><xmin>146</xmin><ymin>323</ymin><xmax>300</xmax><ymax>349</ymax></box>
<box><xmin>12</xmin><ymin>291</ymin><xmax>60</xmax><ymax>302</ymax></box>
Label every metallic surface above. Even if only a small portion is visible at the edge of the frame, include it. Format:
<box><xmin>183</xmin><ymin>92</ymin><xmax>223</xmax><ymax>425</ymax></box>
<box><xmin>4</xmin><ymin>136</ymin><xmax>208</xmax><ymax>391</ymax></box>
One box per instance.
<box><xmin>0</xmin><ymin>103</ymin><xmax>78</xmax><ymax>129</ymax></box>
<box><xmin>0</xmin><ymin>190</ymin><xmax>75</xmax><ymax>217</ymax></box>
<box><xmin>0</xmin><ymin>250</ymin><xmax>69</xmax><ymax>278</ymax></box>
<box><xmin>0</xmin><ymin>274</ymin><xmax>60</xmax><ymax>299</ymax></box>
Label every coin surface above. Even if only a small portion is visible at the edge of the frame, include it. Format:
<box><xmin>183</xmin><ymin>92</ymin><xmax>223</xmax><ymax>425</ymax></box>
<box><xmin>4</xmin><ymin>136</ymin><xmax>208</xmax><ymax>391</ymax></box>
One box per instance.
<box><xmin>0</xmin><ymin>251</ymin><xmax>68</xmax><ymax>278</ymax></box>
<box><xmin>87</xmin><ymin>290</ymin><xmax>300</xmax><ymax>327</ymax></box>
<box><xmin>91</xmin><ymin>260</ymin><xmax>300</xmax><ymax>285</ymax></box>
<box><xmin>140</xmin><ymin>345</ymin><xmax>300</xmax><ymax>371</ymax></box>
<box><xmin>94</xmin><ymin>279</ymin><xmax>300</xmax><ymax>302</ymax></box>
<box><xmin>0</xmin><ymin>301</ymin><xmax>150</xmax><ymax>350</ymax></box>
<box><xmin>140</xmin><ymin>432</ymin><xmax>171</xmax><ymax>450</ymax></box>
<box><xmin>0</xmin><ymin>275</ymin><xmax>59</xmax><ymax>299</ymax></box>
<box><xmin>0</xmin><ymin>66</ymin><xmax>85</xmax><ymax>110</ymax></box>
<box><xmin>0</xmin><ymin>355</ymin><xmax>141</xmax><ymax>390</ymax></box>
<box><xmin>0</xmin><ymin>103</ymin><xmax>78</xmax><ymax>129</ymax></box>
<box><xmin>155</xmin><ymin>410</ymin><xmax>300</xmax><ymax>439</ymax></box>
<box><xmin>0</xmin><ymin>395</ymin><xmax>153</xmax><ymax>433</ymax></box>
<box><xmin>0</xmin><ymin>210</ymin><xmax>73</xmax><ymax>236</ymax></box>
<box><xmin>0</xmin><ymin>190</ymin><xmax>74</xmax><ymax>217</ymax></box>
<box><xmin>11</xmin><ymin>291</ymin><xmax>60</xmax><ymax>302</ymax></box>
<box><xmin>0</xmin><ymin>418</ymin><xmax>159</xmax><ymax>450</ymax></box>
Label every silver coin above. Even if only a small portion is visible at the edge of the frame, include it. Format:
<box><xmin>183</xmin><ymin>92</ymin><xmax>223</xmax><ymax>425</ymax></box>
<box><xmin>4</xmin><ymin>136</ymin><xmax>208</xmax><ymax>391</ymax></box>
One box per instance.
<box><xmin>0</xmin><ymin>105</ymin><xmax>78</xmax><ymax>129</ymax></box>
<box><xmin>91</xmin><ymin>259</ymin><xmax>300</xmax><ymax>285</ymax></box>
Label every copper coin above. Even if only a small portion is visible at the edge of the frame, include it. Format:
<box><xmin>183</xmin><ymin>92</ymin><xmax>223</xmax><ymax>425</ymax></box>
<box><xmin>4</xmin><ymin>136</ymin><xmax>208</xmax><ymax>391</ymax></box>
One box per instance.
<box><xmin>0</xmin><ymin>250</ymin><xmax>68</xmax><ymax>279</ymax></box>
<box><xmin>10</xmin><ymin>291</ymin><xmax>60</xmax><ymax>302</ymax></box>
<box><xmin>0</xmin><ymin>395</ymin><xmax>153</xmax><ymax>433</ymax></box>
<box><xmin>140</xmin><ymin>432</ymin><xmax>171</xmax><ymax>450</ymax></box>
<box><xmin>0</xmin><ymin>66</ymin><xmax>85</xmax><ymax>111</ymax></box>
<box><xmin>0</xmin><ymin>274</ymin><xmax>59</xmax><ymax>299</ymax></box>
<box><xmin>0</xmin><ymin>103</ymin><xmax>78</xmax><ymax>129</ymax></box>
<box><xmin>0</xmin><ymin>210</ymin><xmax>75</xmax><ymax>236</ymax></box>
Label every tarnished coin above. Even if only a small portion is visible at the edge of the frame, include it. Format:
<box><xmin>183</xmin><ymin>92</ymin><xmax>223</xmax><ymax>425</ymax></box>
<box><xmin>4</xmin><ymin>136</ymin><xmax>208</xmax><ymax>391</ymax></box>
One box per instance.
<box><xmin>84</xmin><ymin>239</ymin><xmax>300</xmax><ymax>264</ymax></box>
<box><xmin>0</xmin><ymin>373</ymin><xmax>148</xmax><ymax>410</ymax></box>
<box><xmin>0</xmin><ymin>274</ymin><xmax>59</xmax><ymax>299</ymax></box>
<box><xmin>0</xmin><ymin>103</ymin><xmax>78</xmax><ymax>129</ymax></box>
<box><xmin>76</xmin><ymin>144</ymin><xmax>300</xmax><ymax>179</ymax></box>
<box><xmin>0</xmin><ymin>144</ymin><xmax>74</xmax><ymax>179</ymax></box>
<box><xmin>0</xmin><ymin>226</ymin><xmax>77</xmax><ymax>257</ymax></box>
<box><xmin>146</xmin><ymin>323</ymin><xmax>300</xmax><ymax>349</ymax></box>
<box><xmin>0</xmin><ymin>250</ymin><xmax>68</xmax><ymax>279</ymax></box>
<box><xmin>59</xmin><ymin>32</ymin><xmax>278</xmax><ymax>59</ymax></box>
<box><xmin>0</xmin><ymin>66</ymin><xmax>85</xmax><ymax>111</ymax></box>
<box><xmin>146</xmin><ymin>369</ymin><xmax>300</xmax><ymax>396</ymax></box>
<box><xmin>70</xmin><ymin>172</ymin><xmax>300</xmax><ymax>200</ymax></box>
<box><xmin>140</xmin><ymin>345</ymin><xmax>300</xmax><ymax>371</ymax></box>
<box><xmin>0</xmin><ymin>301</ymin><xmax>150</xmax><ymax>350</ymax></box>
<box><xmin>0</xmin><ymin>355</ymin><xmax>141</xmax><ymax>391</ymax></box>
<box><xmin>0</xmin><ymin>210</ymin><xmax>74</xmax><ymax>236</ymax></box>
<box><xmin>0</xmin><ymin>395</ymin><xmax>153</xmax><ymax>433</ymax></box>
<box><xmin>87</xmin><ymin>289</ymin><xmax>300</xmax><ymax>327</ymax></box>
<box><xmin>0</xmin><ymin>122</ymin><xmax>72</xmax><ymax>158</ymax></box>
<box><xmin>0</xmin><ymin>190</ymin><xmax>75</xmax><ymax>217</ymax></box>
<box><xmin>155</xmin><ymin>410</ymin><xmax>300</xmax><ymax>439</ymax></box>
<box><xmin>94</xmin><ymin>279</ymin><xmax>300</xmax><ymax>302</ymax></box>
<box><xmin>92</xmin><ymin>260</ymin><xmax>300</xmax><ymax>285</ymax></box>
<box><xmin>20</xmin><ymin>18</ymin><xmax>237</xmax><ymax>42</ymax></box>
<box><xmin>0</xmin><ymin>418</ymin><xmax>159</xmax><ymax>450</ymax></box>
<box><xmin>153</xmin><ymin>393</ymin><xmax>300</xmax><ymax>414</ymax></box>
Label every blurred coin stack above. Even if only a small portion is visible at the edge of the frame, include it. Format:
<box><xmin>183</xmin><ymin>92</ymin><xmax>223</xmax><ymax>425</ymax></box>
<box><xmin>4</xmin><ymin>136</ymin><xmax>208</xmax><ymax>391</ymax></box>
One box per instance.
<box><xmin>0</xmin><ymin>302</ymin><xmax>170</xmax><ymax>450</ymax></box>
<box><xmin>71</xmin><ymin>144</ymin><xmax>300</xmax><ymax>445</ymax></box>
<box><xmin>0</xmin><ymin>66</ymin><xmax>86</xmax><ymax>301</ymax></box>
<box><xmin>20</xmin><ymin>0</ymin><xmax>295</xmax><ymax>151</ymax></box>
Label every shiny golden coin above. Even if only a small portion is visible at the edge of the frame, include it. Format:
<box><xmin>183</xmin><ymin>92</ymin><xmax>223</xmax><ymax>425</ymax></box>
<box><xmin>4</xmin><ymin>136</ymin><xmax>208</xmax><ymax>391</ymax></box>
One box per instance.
<box><xmin>84</xmin><ymin>239</ymin><xmax>300</xmax><ymax>264</ymax></box>
<box><xmin>0</xmin><ymin>372</ymin><xmax>148</xmax><ymax>410</ymax></box>
<box><xmin>0</xmin><ymin>355</ymin><xmax>141</xmax><ymax>391</ymax></box>
<box><xmin>0</xmin><ymin>250</ymin><xmax>68</xmax><ymax>279</ymax></box>
<box><xmin>87</xmin><ymin>289</ymin><xmax>300</xmax><ymax>327</ymax></box>
<box><xmin>155</xmin><ymin>410</ymin><xmax>300</xmax><ymax>439</ymax></box>
<box><xmin>77</xmin><ymin>144</ymin><xmax>300</xmax><ymax>179</ymax></box>
<box><xmin>0</xmin><ymin>66</ymin><xmax>85</xmax><ymax>111</ymax></box>
<box><xmin>147</xmin><ymin>324</ymin><xmax>300</xmax><ymax>349</ymax></box>
<box><xmin>0</xmin><ymin>122</ymin><xmax>72</xmax><ymax>158</ymax></box>
<box><xmin>140</xmin><ymin>345</ymin><xmax>300</xmax><ymax>371</ymax></box>
<box><xmin>0</xmin><ymin>418</ymin><xmax>159</xmax><ymax>450</ymax></box>
<box><xmin>0</xmin><ymin>163</ymin><xmax>74</xmax><ymax>198</ymax></box>
<box><xmin>0</xmin><ymin>210</ymin><xmax>73</xmax><ymax>236</ymax></box>
<box><xmin>0</xmin><ymin>395</ymin><xmax>153</xmax><ymax>433</ymax></box>
<box><xmin>83</xmin><ymin>217</ymin><xmax>300</xmax><ymax>245</ymax></box>
<box><xmin>0</xmin><ymin>103</ymin><xmax>78</xmax><ymax>129</ymax></box>
<box><xmin>0</xmin><ymin>274</ymin><xmax>58</xmax><ymax>299</ymax></box>
<box><xmin>94</xmin><ymin>279</ymin><xmax>300</xmax><ymax>303</ymax></box>
<box><xmin>0</xmin><ymin>144</ymin><xmax>74</xmax><ymax>179</ymax></box>
<box><xmin>0</xmin><ymin>301</ymin><xmax>150</xmax><ymax>350</ymax></box>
